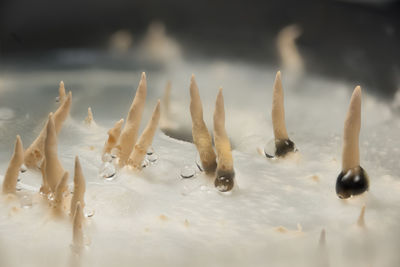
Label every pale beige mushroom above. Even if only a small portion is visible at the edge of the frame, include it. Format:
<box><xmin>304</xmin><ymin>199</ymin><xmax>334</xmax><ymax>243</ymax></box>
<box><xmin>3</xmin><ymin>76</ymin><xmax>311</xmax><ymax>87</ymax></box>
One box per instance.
<box><xmin>70</xmin><ymin>156</ymin><xmax>86</xmax><ymax>217</ymax></box>
<box><xmin>127</xmin><ymin>100</ymin><xmax>160</xmax><ymax>170</ymax></box>
<box><xmin>58</xmin><ymin>81</ymin><xmax>66</xmax><ymax>103</ymax></box>
<box><xmin>84</xmin><ymin>107</ymin><xmax>95</xmax><ymax>125</ymax></box>
<box><xmin>316</xmin><ymin>229</ymin><xmax>330</xmax><ymax>267</ymax></box>
<box><xmin>52</xmin><ymin>172</ymin><xmax>69</xmax><ymax>216</ymax></box>
<box><xmin>213</xmin><ymin>88</ymin><xmax>235</xmax><ymax>192</ymax></box>
<box><xmin>44</xmin><ymin>114</ymin><xmax>65</xmax><ymax>192</ymax></box>
<box><xmin>72</xmin><ymin>201</ymin><xmax>85</xmax><ymax>248</ymax></box>
<box><xmin>342</xmin><ymin>86</ymin><xmax>361</xmax><ymax>171</ymax></box>
<box><xmin>272</xmin><ymin>71</ymin><xmax>289</xmax><ymax>140</ymax></box>
<box><xmin>276</xmin><ymin>25</ymin><xmax>304</xmax><ymax>76</ymax></box>
<box><xmin>24</xmin><ymin>91</ymin><xmax>72</xmax><ymax>168</ymax></box>
<box><xmin>103</xmin><ymin>118</ymin><xmax>124</xmax><ymax>155</ymax></box>
<box><xmin>160</xmin><ymin>80</ymin><xmax>172</xmax><ymax>129</ymax></box>
<box><xmin>2</xmin><ymin>135</ymin><xmax>24</xmax><ymax>194</ymax></box>
<box><xmin>116</xmin><ymin>72</ymin><xmax>147</xmax><ymax>167</ymax></box>
<box><xmin>189</xmin><ymin>74</ymin><xmax>217</xmax><ymax>174</ymax></box>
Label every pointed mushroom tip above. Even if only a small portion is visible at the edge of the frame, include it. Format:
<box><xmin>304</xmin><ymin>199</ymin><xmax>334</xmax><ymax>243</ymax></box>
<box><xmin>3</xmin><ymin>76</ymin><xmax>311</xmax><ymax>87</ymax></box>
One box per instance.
<box><xmin>75</xmin><ymin>155</ymin><xmax>79</xmax><ymax>162</ymax></box>
<box><xmin>16</xmin><ymin>134</ymin><xmax>21</xmax><ymax>140</ymax></box>
<box><xmin>354</xmin><ymin>85</ymin><xmax>362</xmax><ymax>95</ymax></box>
<box><xmin>191</xmin><ymin>73</ymin><xmax>195</xmax><ymax>79</ymax></box>
<box><xmin>276</xmin><ymin>70</ymin><xmax>281</xmax><ymax>77</ymax></box>
<box><xmin>68</xmin><ymin>91</ymin><xmax>72</xmax><ymax>97</ymax></box>
<box><xmin>141</xmin><ymin>72</ymin><xmax>146</xmax><ymax>79</ymax></box>
<box><xmin>59</xmin><ymin>81</ymin><xmax>64</xmax><ymax>86</ymax></box>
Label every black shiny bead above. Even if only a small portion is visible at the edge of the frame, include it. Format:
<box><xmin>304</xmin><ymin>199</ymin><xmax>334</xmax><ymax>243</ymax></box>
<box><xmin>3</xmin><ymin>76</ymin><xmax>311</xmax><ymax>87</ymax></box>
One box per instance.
<box><xmin>214</xmin><ymin>169</ymin><xmax>235</xmax><ymax>192</ymax></box>
<box><xmin>336</xmin><ymin>166</ymin><xmax>369</xmax><ymax>199</ymax></box>
<box><xmin>275</xmin><ymin>139</ymin><xmax>296</xmax><ymax>157</ymax></box>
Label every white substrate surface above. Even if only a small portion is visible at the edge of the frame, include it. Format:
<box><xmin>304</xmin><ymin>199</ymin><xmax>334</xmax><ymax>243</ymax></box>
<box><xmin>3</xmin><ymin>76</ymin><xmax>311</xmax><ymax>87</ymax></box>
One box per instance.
<box><xmin>0</xmin><ymin>60</ymin><xmax>400</xmax><ymax>267</ymax></box>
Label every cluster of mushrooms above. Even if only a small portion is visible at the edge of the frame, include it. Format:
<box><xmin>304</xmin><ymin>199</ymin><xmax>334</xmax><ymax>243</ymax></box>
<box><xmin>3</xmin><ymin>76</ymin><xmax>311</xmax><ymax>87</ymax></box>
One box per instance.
<box><xmin>1</xmin><ymin>70</ymin><xmax>369</xmax><ymax>250</ymax></box>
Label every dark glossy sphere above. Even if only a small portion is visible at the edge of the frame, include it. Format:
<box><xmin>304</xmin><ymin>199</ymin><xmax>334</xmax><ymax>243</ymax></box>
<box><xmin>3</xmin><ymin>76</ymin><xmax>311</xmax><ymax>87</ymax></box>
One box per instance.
<box><xmin>336</xmin><ymin>166</ymin><xmax>369</xmax><ymax>199</ymax></box>
<box><xmin>214</xmin><ymin>170</ymin><xmax>235</xmax><ymax>192</ymax></box>
<box><xmin>275</xmin><ymin>139</ymin><xmax>296</xmax><ymax>157</ymax></box>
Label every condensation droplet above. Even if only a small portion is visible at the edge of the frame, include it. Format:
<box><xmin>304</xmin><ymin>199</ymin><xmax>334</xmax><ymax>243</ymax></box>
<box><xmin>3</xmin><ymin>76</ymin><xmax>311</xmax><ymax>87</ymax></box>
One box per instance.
<box><xmin>147</xmin><ymin>147</ymin><xmax>154</xmax><ymax>155</ymax></box>
<box><xmin>195</xmin><ymin>153</ymin><xmax>204</xmax><ymax>172</ymax></box>
<box><xmin>20</xmin><ymin>194</ymin><xmax>32</xmax><ymax>209</ymax></box>
<box><xmin>20</xmin><ymin>164</ymin><xmax>27</xmax><ymax>173</ymax></box>
<box><xmin>180</xmin><ymin>165</ymin><xmax>196</xmax><ymax>179</ymax></box>
<box><xmin>102</xmin><ymin>153</ymin><xmax>113</xmax><ymax>163</ymax></box>
<box><xmin>99</xmin><ymin>162</ymin><xmax>116</xmax><ymax>180</ymax></box>
<box><xmin>141</xmin><ymin>158</ymin><xmax>150</xmax><ymax>169</ymax></box>
<box><xmin>85</xmin><ymin>207</ymin><xmax>95</xmax><ymax>217</ymax></box>
<box><xmin>147</xmin><ymin>153</ymin><xmax>159</xmax><ymax>163</ymax></box>
<box><xmin>264</xmin><ymin>139</ymin><xmax>276</xmax><ymax>158</ymax></box>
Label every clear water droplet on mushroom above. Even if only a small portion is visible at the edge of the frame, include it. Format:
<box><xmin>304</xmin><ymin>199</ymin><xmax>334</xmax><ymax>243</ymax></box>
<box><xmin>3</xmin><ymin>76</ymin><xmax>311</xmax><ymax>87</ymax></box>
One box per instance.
<box><xmin>147</xmin><ymin>153</ymin><xmax>159</xmax><ymax>163</ymax></box>
<box><xmin>85</xmin><ymin>206</ymin><xmax>95</xmax><ymax>217</ymax></box>
<box><xmin>141</xmin><ymin>158</ymin><xmax>150</xmax><ymax>169</ymax></box>
<box><xmin>195</xmin><ymin>153</ymin><xmax>204</xmax><ymax>172</ymax></box>
<box><xmin>146</xmin><ymin>147</ymin><xmax>154</xmax><ymax>155</ymax></box>
<box><xmin>99</xmin><ymin>162</ymin><xmax>116</xmax><ymax>180</ymax></box>
<box><xmin>180</xmin><ymin>165</ymin><xmax>196</xmax><ymax>179</ymax></box>
<box><xmin>264</xmin><ymin>139</ymin><xmax>276</xmax><ymax>158</ymax></box>
<box><xmin>20</xmin><ymin>194</ymin><xmax>32</xmax><ymax>209</ymax></box>
<box><xmin>20</xmin><ymin>164</ymin><xmax>27</xmax><ymax>173</ymax></box>
<box><xmin>102</xmin><ymin>153</ymin><xmax>113</xmax><ymax>163</ymax></box>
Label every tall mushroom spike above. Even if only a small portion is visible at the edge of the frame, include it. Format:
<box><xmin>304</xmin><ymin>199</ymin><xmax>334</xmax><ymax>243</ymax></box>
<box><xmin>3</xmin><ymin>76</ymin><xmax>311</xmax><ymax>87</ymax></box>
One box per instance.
<box><xmin>44</xmin><ymin>113</ymin><xmax>65</xmax><ymax>192</ymax></box>
<box><xmin>213</xmin><ymin>88</ymin><xmax>235</xmax><ymax>192</ymax></box>
<box><xmin>127</xmin><ymin>100</ymin><xmax>161</xmax><ymax>169</ymax></box>
<box><xmin>103</xmin><ymin>118</ymin><xmax>124</xmax><ymax>155</ymax></box>
<box><xmin>2</xmin><ymin>135</ymin><xmax>24</xmax><ymax>194</ymax></box>
<box><xmin>70</xmin><ymin>156</ymin><xmax>86</xmax><ymax>217</ymax></box>
<box><xmin>336</xmin><ymin>86</ymin><xmax>369</xmax><ymax>199</ymax></box>
<box><xmin>190</xmin><ymin>74</ymin><xmax>217</xmax><ymax>174</ymax></box>
<box><xmin>116</xmin><ymin>72</ymin><xmax>147</xmax><ymax>167</ymax></box>
<box><xmin>24</xmin><ymin>90</ymin><xmax>71</xmax><ymax>168</ymax></box>
<box><xmin>272</xmin><ymin>71</ymin><xmax>289</xmax><ymax>140</ymax></box>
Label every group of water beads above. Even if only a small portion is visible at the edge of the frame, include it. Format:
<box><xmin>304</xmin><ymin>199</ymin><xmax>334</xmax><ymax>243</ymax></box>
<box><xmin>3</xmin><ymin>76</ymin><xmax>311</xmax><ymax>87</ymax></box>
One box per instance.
<box><xmin>14</xmin><ymin>165</ymin><xmax>95</xmax><ymax>217</ymax></box>
<box><xmin>99</xmin><ymin>147</ymin><xmax>160</xmax><ymax>180</ymax></box>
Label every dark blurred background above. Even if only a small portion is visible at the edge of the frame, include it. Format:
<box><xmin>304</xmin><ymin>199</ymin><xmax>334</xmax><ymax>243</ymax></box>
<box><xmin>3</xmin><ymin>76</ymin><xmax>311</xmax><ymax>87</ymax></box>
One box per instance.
<box><xmin>0</xmin><ymin>0</ymin><xmax>399</xmax><ymax>97</ymax></box>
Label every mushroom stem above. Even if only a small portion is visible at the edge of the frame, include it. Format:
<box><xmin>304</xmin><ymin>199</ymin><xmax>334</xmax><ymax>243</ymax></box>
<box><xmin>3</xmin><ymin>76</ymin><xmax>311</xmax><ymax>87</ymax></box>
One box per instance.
<box><xmin>70</xmin><ymin>156</ymin><xmax>86</xmax><ymax>217</ymax></box>
<box><xmin>127</xmin><ymin>100</ymin><xmax>160</xmax><ymax>169</ymax></box>
<box><xmin>2</xmin><ymin>135</ymin><xmax>24</xmax><ymax>194</ymax></box>
<box><xmin>58</xmin><ymin>81</ymin><xmax>66</xmax><ymax>103</ymax></box>
<box><xmin>103</xmin><ymin>119</ymin><xmax>124</xmax><ymax>155</ymax></box>
<box><xmin>24</xmin><ymin>90</ymin><xmax>71</xmax><ymax>168</ymax></box>
<box><xmin>272</xmin><ymin>71</ymin><xmax>289</xmax><ymax>140</ymax></box>
<box><xmin>73</xmin><ymin>202</ymin><xmax>85</xmax><ymax>248</ymax></box>
<box><xmin>213</xmin><ymin>88</ymin><xmax>235</xmax><ymax>192</ymax></box>
<box><xmin>52</xmin><ymin>172</ymin><xmax>69</xmax><ymax>216</ymax></box>
<box><xmin>116</xmin><ymin>72</ymin><xmax>147</xmax><ymax>167</ymax></box>
<box><xmin>342</xmin><ymin>86</ymin><xmax>361</xmax><ymax>171</ymax></box>
<box><xmin>84</xmin><ymin>107</ymin><xmax>95</xmax><ymax>125</ymax></box>
<box><xmin>44</xmin><ymin>113</ymin><xmax>65</xmax><ymax>192</ymax></box>
<box><xmin>190</xmin><ymin>74</ymin><xmax>217</xmax><ymax>174</ymax></box>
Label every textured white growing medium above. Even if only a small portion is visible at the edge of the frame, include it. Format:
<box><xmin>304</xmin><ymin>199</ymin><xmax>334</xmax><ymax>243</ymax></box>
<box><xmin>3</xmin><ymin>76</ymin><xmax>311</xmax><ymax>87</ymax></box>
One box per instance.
<box><xmin>0</xmin><ymin>60</ymin><xmax>400</xmax><ymax>267</ymax></box>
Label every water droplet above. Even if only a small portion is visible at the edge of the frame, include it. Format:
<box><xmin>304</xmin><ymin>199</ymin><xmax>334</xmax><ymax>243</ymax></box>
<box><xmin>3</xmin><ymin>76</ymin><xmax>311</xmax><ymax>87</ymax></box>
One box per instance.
<box><xmin>99</xmin><ymin>162</ymin><xmax>116</xmax><ymax>180</ymax></box>
<box><xmin>147</xmin><ymin>153</ymin><xmax>159</xmax><ymax>163</ymax></box>
<box><xmin>147</xmin><ymin>147</ymin><xmax>154</xmax><ymax>155</ymax></box>
<box><xmin>264</xmin><ymin>139</ymin><xmax>276</xmax><ymax>158</ymax></box>
<box><xmin>110</xmin><ymin>147</ymin><xmax>119</xmax><ymax>159</ymax></box>
<box><xmin>141</xmin><ymin>158</ymin><xmax>150</xmax><ymax>169</ymax></box>
<box><xmin>85</xmin><ymin>207</ymin><xmax>95</xmax><ymax>217</ymax></box>
<box><xmin>48</xmin><ymin>193</ymin><xmax>55</xmax><ymax>201</ymax></box>
<box><xmin>20</xmin><ymin>164</ymin><xmax>27</xmax><ymax>173</ymax></box>
<box><xmin>20</xmin><ymin>194</ymin><xmax>32</xmax><ymax>209</ymax></box>
<box><xmin>195</xmin><ymin>153</ymin><xmax>204</xmax><ymax>172</ymax></box>
<box><xmin>102</xmin><ymin>153</ymin><xmax>112</xmax><ymax>162</ymax></box>
<box><xmin>180</xmin><ymin>165</ymin><xmax>196</xmax><ymax>179</ymax></box>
